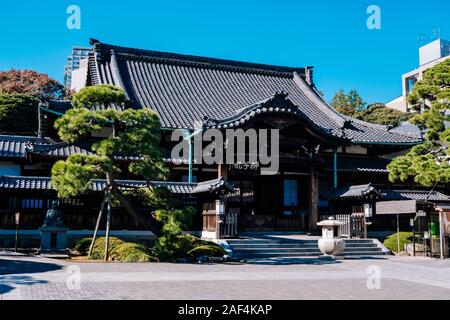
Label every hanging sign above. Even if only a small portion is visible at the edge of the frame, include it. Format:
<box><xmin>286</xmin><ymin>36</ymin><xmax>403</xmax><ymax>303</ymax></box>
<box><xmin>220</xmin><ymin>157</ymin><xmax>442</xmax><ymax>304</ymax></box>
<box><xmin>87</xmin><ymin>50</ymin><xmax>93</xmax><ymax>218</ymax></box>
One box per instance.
<box><xmin>416</xmin><ymin>210</ymin><xmax>426</xmax><ymax>217</ymax></box>
<box><xmin>15</xmin><ymin>212</ymin><xmax>20</xmax><ymax>225</ymax></box>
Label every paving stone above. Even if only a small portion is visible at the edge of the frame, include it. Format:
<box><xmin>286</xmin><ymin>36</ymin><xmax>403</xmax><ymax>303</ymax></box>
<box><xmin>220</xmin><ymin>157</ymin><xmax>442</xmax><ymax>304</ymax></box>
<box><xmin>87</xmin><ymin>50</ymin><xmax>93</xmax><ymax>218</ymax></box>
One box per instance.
<box><xmin>1</xmin><ymin>255</ymin><xmax>450</xmax><ymax>300</ymax></box>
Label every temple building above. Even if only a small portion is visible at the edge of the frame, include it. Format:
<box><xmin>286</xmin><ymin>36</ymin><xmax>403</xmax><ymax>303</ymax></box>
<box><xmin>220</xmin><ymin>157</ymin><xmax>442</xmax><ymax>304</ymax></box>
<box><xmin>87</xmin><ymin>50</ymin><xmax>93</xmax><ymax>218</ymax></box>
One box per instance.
<box><xmin>0</xmin><ymin>39</ymin><xmax>448</xmax><ymax>248</ymax></box>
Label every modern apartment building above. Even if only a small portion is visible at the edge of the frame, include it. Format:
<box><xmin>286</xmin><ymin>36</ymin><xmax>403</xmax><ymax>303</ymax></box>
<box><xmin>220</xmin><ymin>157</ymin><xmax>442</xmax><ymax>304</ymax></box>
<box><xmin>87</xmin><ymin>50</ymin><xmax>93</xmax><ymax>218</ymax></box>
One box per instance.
<box><xmin>387</xmin><ymin>39</ymin><xmax>450</xmax><ymax>113</ymax></box>
<box><xmin>63</xmin><ymin>47</ymin><xmax>92</xmax><ymax>89</ymax></box>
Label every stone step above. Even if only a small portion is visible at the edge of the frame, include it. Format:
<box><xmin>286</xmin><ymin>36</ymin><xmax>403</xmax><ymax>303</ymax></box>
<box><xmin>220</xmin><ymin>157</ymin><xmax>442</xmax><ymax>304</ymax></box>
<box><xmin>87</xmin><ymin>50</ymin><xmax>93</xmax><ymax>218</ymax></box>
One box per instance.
<box><xmin>232</xmin><ymin>246</ymin><xmax>381</xmax><ymax>252</ymax></box>
<box><xmin>227</xmin><ymin>239</ymin><xmax>374</xmax><ymax>244</ymax></box>
<box><xmin>233</xmin><ymin>251</ymin><xmax>388</xmax><ymax>258</ymax></box>
<box><xmin>226</xmin><ymin>238</ymin><xmax>389</xmax><ymax>258</ymax></box>
<box><xmin>229</xmin><ymin>243</ymin><xmax>378</xmax><ymax>249</ymax></box>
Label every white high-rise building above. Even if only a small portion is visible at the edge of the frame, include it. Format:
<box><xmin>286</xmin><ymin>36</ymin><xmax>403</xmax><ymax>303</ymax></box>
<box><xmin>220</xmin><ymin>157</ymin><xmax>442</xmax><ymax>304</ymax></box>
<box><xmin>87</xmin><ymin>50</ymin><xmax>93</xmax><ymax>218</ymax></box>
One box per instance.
<box><xmin>64</xmin><ymin>47</ymin><xmax>92</xmax><ymax>89</ymax></box>
<box><xmin>387</xmin><ymin>39</ymin><xmax>450</xmax><ymax>113</ymax></box>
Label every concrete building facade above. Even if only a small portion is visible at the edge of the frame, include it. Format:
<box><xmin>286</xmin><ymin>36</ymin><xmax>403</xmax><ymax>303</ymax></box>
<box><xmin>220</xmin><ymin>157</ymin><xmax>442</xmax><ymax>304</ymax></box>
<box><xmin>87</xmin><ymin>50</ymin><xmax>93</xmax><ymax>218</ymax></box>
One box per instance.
<box><xmin>63</xmin><ymin>47</ymin><xmax>92</xmax><ymax>89</ymax></box>
<box><xmin>387</xmin><ymin>39</ymin><xmax>450</xmax><ymax>113</ymax></box>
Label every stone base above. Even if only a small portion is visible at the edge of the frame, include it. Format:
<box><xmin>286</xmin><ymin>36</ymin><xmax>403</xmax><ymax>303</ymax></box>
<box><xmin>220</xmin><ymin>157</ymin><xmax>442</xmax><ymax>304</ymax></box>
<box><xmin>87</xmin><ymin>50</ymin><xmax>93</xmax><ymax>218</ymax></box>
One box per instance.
<box><xmin>38</xmin><ymin>250</ymin><xmax>71</xmax><ymax>259</ymax></box>
<box><xmin>318</xmin><ymin>255</ymin><xmax>336</xmax><ymax>261</ymax></box>
<box><xmin>40</xmin><ymin>227</ymin><xmax>69</xmax><ymax>255</ymax></box>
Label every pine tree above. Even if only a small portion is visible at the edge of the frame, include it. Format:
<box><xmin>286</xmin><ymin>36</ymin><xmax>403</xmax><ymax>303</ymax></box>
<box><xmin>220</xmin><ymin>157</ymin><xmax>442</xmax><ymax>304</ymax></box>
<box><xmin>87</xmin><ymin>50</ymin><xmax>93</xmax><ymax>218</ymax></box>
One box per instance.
<box><xmin>388</xmin><ymin>60</ymin><xmax>450</xmax><ymax>189</ymax></box>
<box><xmin>51</xmin><ymin>85</ymin><xmax>169</xmax><ymax>230</ymax></box>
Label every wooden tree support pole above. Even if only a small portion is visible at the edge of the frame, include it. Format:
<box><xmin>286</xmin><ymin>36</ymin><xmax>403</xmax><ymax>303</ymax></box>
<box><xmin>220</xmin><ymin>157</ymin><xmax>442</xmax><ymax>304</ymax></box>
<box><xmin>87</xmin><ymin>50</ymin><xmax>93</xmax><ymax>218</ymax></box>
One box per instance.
<box><xmin>88</xmin><ymin>192</ymin><xmax>107</xmax><ymax>258</ymax></box>
<box><xmin>104</xmin><ymin>190</ymin><xmax>112</xmax><ymax>262</ymax></box>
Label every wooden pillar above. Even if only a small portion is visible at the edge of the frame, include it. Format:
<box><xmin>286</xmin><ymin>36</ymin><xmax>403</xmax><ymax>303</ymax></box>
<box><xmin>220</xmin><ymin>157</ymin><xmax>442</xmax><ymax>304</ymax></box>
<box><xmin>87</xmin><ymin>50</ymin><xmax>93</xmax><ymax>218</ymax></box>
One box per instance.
<box><xmin>309</xmin><ymin>163</ymin><xmax>319</xmax><ymax>231</ymax></box>
<box><xmin>218</xmin><ymin>164</ymin><xmax>228</xmax><ymax>179</ymax></box>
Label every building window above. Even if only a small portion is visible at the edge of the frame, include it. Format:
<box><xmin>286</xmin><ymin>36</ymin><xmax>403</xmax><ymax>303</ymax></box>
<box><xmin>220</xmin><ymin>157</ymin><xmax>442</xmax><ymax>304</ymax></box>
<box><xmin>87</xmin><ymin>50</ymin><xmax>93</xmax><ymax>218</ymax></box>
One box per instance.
<box><xmin>283</xmin><ymin>179</ymin><xmax>298</xmax><ymax>215</ymax></box>
<box><xmin>21</xmin><ymin>199</ymin><xmax>43</xmax><ymax>209</ymax></box>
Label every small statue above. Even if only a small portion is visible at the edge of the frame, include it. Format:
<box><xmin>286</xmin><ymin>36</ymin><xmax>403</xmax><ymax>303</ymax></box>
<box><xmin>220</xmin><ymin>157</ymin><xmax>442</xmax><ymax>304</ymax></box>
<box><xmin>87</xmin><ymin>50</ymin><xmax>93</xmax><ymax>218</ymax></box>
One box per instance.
<box><xmin>42</xmin><ymin>200</ymin><xmax>66</xmax><ymax>228</ymax></box>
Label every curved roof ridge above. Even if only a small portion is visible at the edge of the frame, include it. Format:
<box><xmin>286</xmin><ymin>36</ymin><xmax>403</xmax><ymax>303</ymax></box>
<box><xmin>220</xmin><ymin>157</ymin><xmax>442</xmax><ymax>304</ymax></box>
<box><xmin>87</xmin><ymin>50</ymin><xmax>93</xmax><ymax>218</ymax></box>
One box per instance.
<box><xmin>91</xmin><ymin>39</ymin><xmax>307</xmax><ymax>77</ymax></box>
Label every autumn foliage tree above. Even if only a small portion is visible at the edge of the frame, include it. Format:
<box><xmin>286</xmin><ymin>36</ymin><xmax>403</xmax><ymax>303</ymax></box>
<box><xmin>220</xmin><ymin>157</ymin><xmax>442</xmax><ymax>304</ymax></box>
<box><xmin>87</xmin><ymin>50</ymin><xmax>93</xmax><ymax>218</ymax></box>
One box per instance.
<box><xmin>388</xmin><ymin>60</ymin><xmax>450</xmax><ymax>189</ymax></box>
<box><xmin>0</xmin><ymin>69</ymin><xmax>64</xmax><ymax>100</ymax></box>
<box><xmin>0</xmin><ymin>69</ymin><xmax>64</xmax><ymax>134</ymax></box>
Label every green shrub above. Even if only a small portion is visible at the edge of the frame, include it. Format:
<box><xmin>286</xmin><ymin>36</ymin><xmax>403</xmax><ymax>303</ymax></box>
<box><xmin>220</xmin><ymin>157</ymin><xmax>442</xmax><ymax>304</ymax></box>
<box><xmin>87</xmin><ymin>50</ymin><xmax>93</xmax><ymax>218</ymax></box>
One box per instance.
<box><xmin>111</xmin><ymin>242</ymin><xmax>157</xmax><ymax>263</ymax></box>
<box><xmin>73</xmin><ymin>237</ymin><xmax>93</xmax><ymax>255</ymax></box>
<box><xmin>383</xmin><ymin>232</ymin><xmax>413</xmax><ymax>253</ymax></box>
<box><xmin>187</xmin><ymin>245</ymin><xmax>227</xmax><ymax>259</ymax></box>
<box><xmin>89</xmin><ymin>237</ymin><xmax>125</xmax><ymax>260</ymax></box>
<box><xmin>152</xmin><ymin>234</ymin><xmax>226</xmax><ymax>261</ymax></box>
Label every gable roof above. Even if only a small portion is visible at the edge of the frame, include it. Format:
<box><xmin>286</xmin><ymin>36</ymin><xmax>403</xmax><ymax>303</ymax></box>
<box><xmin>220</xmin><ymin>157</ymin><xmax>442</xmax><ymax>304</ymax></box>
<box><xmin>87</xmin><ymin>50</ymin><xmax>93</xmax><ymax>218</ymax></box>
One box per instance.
<box><xmin>326</xmin><ymin>183</ymin><xmax>382</xmax><ymax>200</ymax></box>
<box><xmin>86</xmin><ymin>39</ymin><xmax>422</xmax><ymax>145</ymax></box>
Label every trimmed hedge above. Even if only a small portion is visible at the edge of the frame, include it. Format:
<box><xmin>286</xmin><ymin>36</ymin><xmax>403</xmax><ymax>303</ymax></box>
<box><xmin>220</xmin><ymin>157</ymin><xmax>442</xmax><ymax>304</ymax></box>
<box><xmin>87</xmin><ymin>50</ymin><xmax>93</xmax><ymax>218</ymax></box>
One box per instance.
<box><xmin>152</xmin><ymin>234</ymin><xmax>227</xmax><ymax>262</ymax></box>
<box><xmin>73</xmin><ymin>235</ymin><xmax>226</xmax><ymax>262</ymax></box>
<box><xmin>73</xmin><ymin>237</ymin><xmax>93</xmax><ymax>255</ymax></box>
<box><xmin>89</xmin><ymin>237</ymin><xmax>125</xmax><ymax>260</ymax></box>
<box><xmin>383</xmin><ymin>232</ymin><xmax>413</xmax><ymax>254</ymax></box>
<box><xmin>111</xmin><ymin>242</ymin><xmax>157</xmax><ymax>263</ymax></box>
<box><xmin>187</xmin><ymin>244</ymin><xmax>227</xmax><ymax>259</ymax></box>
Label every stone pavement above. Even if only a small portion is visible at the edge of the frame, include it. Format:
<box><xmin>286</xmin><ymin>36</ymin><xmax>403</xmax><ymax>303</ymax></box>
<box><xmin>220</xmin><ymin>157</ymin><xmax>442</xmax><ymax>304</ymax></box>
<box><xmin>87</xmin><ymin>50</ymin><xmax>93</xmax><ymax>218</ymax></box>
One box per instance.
<box><xmin>1</xmin><ymin>254</ymin><xmax>450</xmax><ymax>300</ymax></box>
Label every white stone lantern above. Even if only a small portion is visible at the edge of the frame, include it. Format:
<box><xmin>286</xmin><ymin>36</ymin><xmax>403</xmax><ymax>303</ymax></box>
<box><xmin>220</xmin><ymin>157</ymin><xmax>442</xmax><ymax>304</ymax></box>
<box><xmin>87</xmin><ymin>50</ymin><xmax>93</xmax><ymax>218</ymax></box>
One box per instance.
<box><xmin>317</xmin><ymin>217</ymin><xmax>345</xmax><ymax>260</ymax></box>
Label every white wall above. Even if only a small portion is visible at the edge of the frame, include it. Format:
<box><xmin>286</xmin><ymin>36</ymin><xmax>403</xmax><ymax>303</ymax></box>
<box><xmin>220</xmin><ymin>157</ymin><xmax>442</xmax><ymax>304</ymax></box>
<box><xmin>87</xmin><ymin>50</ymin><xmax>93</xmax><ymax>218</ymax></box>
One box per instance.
<box><xmin>70</xmin><ymin>58</ymin><xmax>89</xmax><ymax>92</ymax></box>
<box><xmin>420</xmin><ymin>39</ymin><xmax>443</xmax><ymax>66</ymax></box>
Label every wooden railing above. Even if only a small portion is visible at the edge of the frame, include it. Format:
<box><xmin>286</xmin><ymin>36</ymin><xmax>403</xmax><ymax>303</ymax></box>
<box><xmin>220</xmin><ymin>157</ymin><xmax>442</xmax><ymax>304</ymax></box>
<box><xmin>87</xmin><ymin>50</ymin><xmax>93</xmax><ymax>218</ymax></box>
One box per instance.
<box><xmin>276</xmin><ymin>216</ymin><xmax>305</xmax><ymax>231</ymax></box>
<box><xmin>220</xmin><ymin>212</ymin><xmax>238</xmax><ymax>238</ymax></box>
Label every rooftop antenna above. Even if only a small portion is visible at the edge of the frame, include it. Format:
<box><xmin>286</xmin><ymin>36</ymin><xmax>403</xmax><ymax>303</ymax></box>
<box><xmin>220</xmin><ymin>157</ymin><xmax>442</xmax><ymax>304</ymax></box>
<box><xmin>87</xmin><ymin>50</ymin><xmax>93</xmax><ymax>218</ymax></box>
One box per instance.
<box><xmin>432</xmin><ymin>28</ymin><xmax>441</xmax><ymax>41</ymax></box>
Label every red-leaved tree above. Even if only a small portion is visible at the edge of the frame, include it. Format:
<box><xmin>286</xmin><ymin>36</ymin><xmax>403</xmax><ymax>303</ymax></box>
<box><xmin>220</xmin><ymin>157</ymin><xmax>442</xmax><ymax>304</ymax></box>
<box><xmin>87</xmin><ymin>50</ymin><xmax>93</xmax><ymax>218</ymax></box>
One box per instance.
<box><xmin>0</xmin><ymin>69</ymin><xmax>64</xmax><ymax>100</ymax></box>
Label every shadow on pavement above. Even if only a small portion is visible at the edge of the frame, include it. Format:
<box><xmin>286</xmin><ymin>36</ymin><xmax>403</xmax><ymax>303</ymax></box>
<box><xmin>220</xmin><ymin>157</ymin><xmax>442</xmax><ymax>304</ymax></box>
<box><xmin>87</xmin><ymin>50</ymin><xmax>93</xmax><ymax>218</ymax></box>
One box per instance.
<box><xmin>0</xmin><ymin>257</ymin><xmax>63</xmax><ymax>275</ymax></box>
<box><xmin>0</xmin><ymin>275</ymin><xmax>49</xmax><ymax>296</ymax></box>
<box><xmin>243</xmin><ymin>257</ymin><xmax>342</xmax><ymax>265</ymax></box>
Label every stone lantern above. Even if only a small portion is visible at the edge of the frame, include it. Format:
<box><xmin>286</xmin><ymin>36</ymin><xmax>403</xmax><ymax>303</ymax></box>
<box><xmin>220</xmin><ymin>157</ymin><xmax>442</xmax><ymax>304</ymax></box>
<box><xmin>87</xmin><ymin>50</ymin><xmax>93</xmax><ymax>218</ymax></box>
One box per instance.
<box><xmin>317</xmin><ymin>217</ymin><xmax>345</xmax><ymax>260</ymax></box>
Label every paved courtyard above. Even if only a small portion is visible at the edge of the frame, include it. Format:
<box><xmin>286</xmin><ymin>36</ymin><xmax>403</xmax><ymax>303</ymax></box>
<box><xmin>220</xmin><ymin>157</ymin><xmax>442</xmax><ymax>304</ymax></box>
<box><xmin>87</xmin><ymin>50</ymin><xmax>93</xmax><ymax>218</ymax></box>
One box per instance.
<box><xmin>1</xmin><ymin>254</ymin><xmax>450</xmax><ymax>300</ymax></box>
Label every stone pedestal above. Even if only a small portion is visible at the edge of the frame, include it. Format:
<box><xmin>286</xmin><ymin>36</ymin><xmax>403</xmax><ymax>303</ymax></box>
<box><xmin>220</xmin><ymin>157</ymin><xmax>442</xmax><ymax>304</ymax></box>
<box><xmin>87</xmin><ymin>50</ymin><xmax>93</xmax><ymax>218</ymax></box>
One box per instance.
<box><xmin>39</xmin><ymin>226</ymin><xmax>70</xmax><ymax>256</ymax></box>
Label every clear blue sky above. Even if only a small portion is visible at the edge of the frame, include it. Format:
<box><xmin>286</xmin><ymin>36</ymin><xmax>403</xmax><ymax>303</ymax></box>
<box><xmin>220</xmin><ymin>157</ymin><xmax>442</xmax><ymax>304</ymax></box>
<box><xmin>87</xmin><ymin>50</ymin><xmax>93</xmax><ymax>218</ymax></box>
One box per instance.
<box><xmin>0</xmin><ymin>0</ymin><xmax>449</xmax><ymax>104</ymax></box>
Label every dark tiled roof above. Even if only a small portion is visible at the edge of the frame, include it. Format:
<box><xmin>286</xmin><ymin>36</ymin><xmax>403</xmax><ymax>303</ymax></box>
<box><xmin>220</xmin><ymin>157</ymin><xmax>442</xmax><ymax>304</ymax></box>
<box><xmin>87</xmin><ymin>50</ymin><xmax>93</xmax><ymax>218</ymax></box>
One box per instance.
<box><xmin>87</xmin><ymin>40</ymin><xmax>422</xmax><ymax>145</ymax></box>
<box><xmin>0</xmin><ymin>176</ymin><xmax>53</xmax><ymax>190</ymax></box>
<box><xmin>28</xmin><ymin>143</ymin><xmax>93</xmax><ymax>158</ymax></box>
<box><xmin>0</xmin><ymin>135</ymin><xmax>52</xmax><ymax>159</ymax></box>
<box><xmin>190</xmin><ymin>177</ymin><xmax>235</xmax><ymax>195</ymax></box>
<box><xmin>381</xmin><ymin>190</ymin><xmax>450</xmax><ymax>202</ymax></box>
<box><xmin>90</xmin><ymin>179</ymin><xmax>196</xmax><ymax>194</ymax></box>
<box><xmin>0</xmin><ymin>176</ymin><xmax>196</xmax><ymax>195</ymax></box>
<box><xmin>324</xmin><ymin>184</ymin><xmax>450</xmax><ymax>203</ymax></box>
<box><xmin>22</xmin><ymin>138</ymin><xmax>188</xmax><ymax>164</ymax></box>
<box><xmin>326</xmin><ymin>184</ymin><xmax>381</xmax><ymax>200</ymax></box>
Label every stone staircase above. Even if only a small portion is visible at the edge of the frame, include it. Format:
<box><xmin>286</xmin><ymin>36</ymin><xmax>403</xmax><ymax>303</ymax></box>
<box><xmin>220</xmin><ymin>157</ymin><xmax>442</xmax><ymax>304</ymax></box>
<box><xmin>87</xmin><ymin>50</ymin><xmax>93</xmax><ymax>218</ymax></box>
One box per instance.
<box><xmin>226</xmin><ymin>237</ymin><xmax>390</xmax><ymax>259</ymax></box>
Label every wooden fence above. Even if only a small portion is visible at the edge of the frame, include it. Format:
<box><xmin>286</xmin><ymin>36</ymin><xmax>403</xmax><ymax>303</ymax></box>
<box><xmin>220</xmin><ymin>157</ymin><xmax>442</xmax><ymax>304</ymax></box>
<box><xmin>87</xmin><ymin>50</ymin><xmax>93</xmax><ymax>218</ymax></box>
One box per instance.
<box><xmin>202</xmin><ymin>202</ymin><xmax>238</xmax><ymax>238</ymax></box>
<box><xmin>320</xmin><ymin>214</ymin><xmax>366</xmax><ymax>239</ymax></box>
